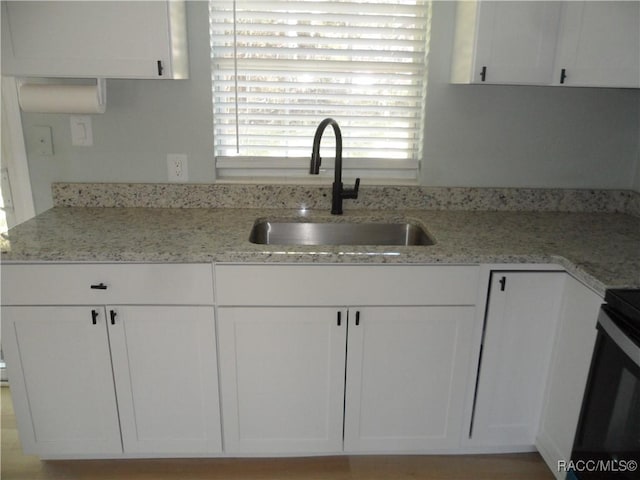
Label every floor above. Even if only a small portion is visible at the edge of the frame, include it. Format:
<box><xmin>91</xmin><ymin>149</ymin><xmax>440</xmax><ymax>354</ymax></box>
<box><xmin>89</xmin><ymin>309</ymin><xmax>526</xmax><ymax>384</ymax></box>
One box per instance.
<box><xmin>1</xmin><ymin>386</ymin><xmax>556</xmax><ymax>480</ymax></box>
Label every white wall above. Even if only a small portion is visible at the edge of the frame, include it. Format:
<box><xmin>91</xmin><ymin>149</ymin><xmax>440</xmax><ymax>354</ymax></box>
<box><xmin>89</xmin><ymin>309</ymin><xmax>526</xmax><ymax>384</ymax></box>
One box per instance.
<box><xmin>18</xmin><ymin>1</ymin><xmax>640</xmax><ymax>213</ymax></box>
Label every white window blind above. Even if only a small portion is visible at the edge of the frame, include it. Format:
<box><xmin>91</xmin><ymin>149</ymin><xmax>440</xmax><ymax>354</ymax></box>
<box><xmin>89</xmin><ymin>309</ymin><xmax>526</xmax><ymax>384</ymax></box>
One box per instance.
<box><xmin>209</xmin><ymin>0</ymin><xmax>431</xmax><ymax>182</ymax></box>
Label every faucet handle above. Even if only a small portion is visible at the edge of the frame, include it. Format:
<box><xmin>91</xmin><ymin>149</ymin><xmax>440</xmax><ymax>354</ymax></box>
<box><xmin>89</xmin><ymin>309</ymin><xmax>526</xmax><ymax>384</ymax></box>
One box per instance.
<box><xmin>343</xmin><ymin>177</ymin><xmax>360</xmax><ymax>199</ymax></box>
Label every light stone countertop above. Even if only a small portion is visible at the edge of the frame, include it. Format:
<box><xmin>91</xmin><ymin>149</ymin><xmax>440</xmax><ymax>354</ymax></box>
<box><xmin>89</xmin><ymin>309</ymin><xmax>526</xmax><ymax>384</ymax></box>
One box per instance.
<box><xmin>1</xmin><ymin>206</ymin><xmax>639</xmax><ymax>295</ymax></box>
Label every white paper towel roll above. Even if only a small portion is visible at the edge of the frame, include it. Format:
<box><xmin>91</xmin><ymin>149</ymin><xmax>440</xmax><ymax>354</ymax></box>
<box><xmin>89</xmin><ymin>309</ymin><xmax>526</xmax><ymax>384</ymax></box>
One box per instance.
<box><xmin>19</xmin><ymin>83</ymin><xmax>106</xmax><ymax>114</ymax></box>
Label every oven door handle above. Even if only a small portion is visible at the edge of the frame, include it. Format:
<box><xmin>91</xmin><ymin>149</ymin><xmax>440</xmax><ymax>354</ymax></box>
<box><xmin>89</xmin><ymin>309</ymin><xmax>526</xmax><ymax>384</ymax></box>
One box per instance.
<box><xmin>598</xmin><ymin>309</ymin><xmax>640</xmax><ymax>368</ymax></box>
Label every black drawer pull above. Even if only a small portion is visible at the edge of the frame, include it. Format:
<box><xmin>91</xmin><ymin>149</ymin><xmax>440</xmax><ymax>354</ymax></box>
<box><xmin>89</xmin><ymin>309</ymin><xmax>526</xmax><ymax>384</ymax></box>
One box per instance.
<box><xmin>90</xmin><ymin>283</ymin><xmax>108</xmax><ymax>290</ymax></box>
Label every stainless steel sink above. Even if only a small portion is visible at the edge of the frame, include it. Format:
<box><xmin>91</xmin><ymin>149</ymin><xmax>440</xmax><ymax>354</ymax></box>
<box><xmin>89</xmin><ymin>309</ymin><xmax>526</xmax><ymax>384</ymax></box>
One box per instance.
<box><xmin>249</xmin><ymin>220</ymin><xmax>434</xmax><ymax>246</ymax></box>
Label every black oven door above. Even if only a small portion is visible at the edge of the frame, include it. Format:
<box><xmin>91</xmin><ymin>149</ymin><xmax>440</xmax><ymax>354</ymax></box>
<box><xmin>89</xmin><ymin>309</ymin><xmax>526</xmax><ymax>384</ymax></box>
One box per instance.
<box><xmin>571</xmin><ymin>305</ymin><xmax>640</xmax><ymax>480</ymax></box>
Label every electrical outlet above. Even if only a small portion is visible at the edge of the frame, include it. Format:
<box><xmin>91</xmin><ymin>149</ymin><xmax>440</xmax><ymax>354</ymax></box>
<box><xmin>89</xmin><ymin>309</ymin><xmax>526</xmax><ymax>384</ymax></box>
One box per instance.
<box><xmin>31</xmin><ymin>126</ymin><xmax>54</xmax><ymax>156</ymax></box>
<box><xmin>1</xmin><ymin>168</ymin><xmax>14</xmax><ymax>209</ymax></box>
<box><xmin>167</xmin><ymin>154</ymin><xmax>188</xmax><ymax>182</ymax></box>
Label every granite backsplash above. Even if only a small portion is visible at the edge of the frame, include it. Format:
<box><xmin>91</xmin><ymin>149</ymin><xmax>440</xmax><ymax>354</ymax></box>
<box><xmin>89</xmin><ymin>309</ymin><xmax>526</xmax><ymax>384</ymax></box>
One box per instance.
<box><xmin>52</xmin><ymin>183</ymin><xmax>640</xmax><ymax>217</ymax></box>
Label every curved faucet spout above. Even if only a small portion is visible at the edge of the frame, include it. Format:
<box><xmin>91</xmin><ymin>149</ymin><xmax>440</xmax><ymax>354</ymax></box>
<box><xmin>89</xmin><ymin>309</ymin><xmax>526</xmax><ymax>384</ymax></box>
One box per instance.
<box><xmin>309</xmin><ymin>118</ymin><xmax>342</xmax><ymax>177</ymax></box>
<box><xmin>309</xmin><ymin>118</ymin><xmax>360</xmax><ymax>215</ymax></box>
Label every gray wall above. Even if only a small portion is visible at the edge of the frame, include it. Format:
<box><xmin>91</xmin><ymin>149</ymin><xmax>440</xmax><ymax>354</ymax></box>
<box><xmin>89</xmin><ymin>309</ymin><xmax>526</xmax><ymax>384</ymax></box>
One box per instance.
<box><xmin>22</xmin><ymin>1</ymin><xmax>215</xmax><ymax>212</ymax></box>
<box><xmin>422</xmin><ymin>2</ymin><xmax>640</xmax><ymax>189</ymax></box>
<box><xmin>19</xmin><ymin>1</ymin><xmax>640</xmax><ymax>214</ymax></box>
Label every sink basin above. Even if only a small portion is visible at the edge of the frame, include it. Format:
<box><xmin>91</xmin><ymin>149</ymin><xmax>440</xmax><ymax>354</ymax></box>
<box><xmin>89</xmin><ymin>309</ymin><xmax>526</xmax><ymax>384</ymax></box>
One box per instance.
<box><xmin>249</xmin><ymin>220</ymin><xmax>434</xmax><ymax>246</ymax></box>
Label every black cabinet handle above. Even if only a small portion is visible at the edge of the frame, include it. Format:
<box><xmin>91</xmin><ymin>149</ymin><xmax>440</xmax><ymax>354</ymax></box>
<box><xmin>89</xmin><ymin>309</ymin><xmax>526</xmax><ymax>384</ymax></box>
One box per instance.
<box><xmin>355</xmin><ymin>311</ymin><xmax>360</xmax><ymax>326</ymax></box>
<box><xmin>110</xmin><ymin>310</ymin><xmax>117</xmax><ymax>325</ymax></box>
<box><xmin>480</xmin><ymin>66</ymin><xmax>487</xmax><ymax>82</ymax></box>
<box><xmin>157</xmin><ymin>60</ymin><xmax>164</xmax><ymax>76</ymax></box>
<box><xmin>499</xmin><ymin>276</ymin><xmax>507</xmax><ymax>291</ymax></box>
<box><xmin>90</xmin><ymin>283</ymin><xmax>108</xmax><ymax>290</ymax></box>
<box><xmin>337</xmin><ymin>311</ymin><xmax>342</xmax><ymax>326</ymax></box>
<box><xmin>560</xmin><ymin>68</ymin><xmax>567</xmax><ymax>84</ymax></box>
<box><xmin>91</xmin><ymin>309</ymin><xmax>99</xmax><ymax>325</ymax></box>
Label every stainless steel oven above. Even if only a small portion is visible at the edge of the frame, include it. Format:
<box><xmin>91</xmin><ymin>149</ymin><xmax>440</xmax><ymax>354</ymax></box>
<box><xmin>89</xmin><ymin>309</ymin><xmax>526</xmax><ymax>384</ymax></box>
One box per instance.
<box><xmin>569</xmin><ymin>289</ymin><xmax>640</xmax><ymax>480</ymax></box>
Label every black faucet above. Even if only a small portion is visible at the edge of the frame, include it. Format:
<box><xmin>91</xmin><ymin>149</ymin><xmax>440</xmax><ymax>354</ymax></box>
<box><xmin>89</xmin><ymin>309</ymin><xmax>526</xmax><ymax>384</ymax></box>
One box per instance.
<box><xmin>309</xmin><ymin>118</ymin><xmax>360</xmax><ymax>215</ymax></box>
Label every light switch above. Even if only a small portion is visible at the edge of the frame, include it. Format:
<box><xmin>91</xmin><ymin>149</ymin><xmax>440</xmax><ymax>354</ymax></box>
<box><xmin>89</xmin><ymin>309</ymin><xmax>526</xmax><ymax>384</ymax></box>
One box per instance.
<box><xmin>70</xmin><ymin>115</ymin><xmax>93</xmax><ymax>146</ymax></box>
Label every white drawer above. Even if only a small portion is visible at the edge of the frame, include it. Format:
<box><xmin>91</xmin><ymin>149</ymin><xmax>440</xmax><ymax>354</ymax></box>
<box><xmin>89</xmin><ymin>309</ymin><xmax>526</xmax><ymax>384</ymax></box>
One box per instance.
<box><xmin>215</xmin><ymin>264</ymin><xmax>479</xmax><ymax>306</ymax></box>
<box><xmin>1</xmin><ymin>263</ymin><xmax>214</xmax><ymax>305</ymax></box>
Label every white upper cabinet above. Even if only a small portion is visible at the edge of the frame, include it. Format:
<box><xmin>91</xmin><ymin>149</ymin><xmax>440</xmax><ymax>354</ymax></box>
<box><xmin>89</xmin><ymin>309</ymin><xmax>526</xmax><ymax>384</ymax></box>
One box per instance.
<box><xmin>452</xmin><ymin>1</ymin><xmax>640</xmax><ymax>88</ymax></box>
<box><xmin>452</xmin><ymin>1</ymin><xmax>562</xmax><ymax>85</ymax></box>
<box><xmin>553</xmin><ymin>2</ymin><xmax>640</xmax><ymax>88</ymax></box>
<box><xmin>1</xmin><ymin>1</ymin><xmax>189</xmax><ymax>79</ymax></box>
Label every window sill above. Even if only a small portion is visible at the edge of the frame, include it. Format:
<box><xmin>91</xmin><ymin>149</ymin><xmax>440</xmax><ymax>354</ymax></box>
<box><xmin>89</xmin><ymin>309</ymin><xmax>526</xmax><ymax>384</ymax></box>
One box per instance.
<box><xmin>213</xmin><ymin>177</ymin><xmax>419</xmax><ymax>187</ymax></box>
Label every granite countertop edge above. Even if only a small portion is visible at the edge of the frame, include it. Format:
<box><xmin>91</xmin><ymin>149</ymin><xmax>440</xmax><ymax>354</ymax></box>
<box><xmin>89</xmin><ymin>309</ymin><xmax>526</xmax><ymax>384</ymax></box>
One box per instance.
<box><xmin>2</xmin><ymin>207</ymin><xmax>639</xmax><ymax>297</ymax></box>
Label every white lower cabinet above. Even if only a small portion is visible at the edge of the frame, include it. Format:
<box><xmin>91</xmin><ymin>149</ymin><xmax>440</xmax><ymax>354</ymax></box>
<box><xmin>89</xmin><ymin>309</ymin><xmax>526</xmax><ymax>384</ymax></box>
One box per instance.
<box><xmin>215</xmin><ymin>264</ymin><xmax>481</xmax><ymax>455</ymax></box>
<box><xmin>109</xmin><ymin>306</ymin><xmax>222</xmax><ymax>455</ymax></box>
<box><xmin>467</xmin><ymin>271</ymin><xmax>565</xmax><ymax>449</ymax></box>
<box><xmin>2</xmin><ymin>306</ymin><xmax>122</xmax><ymax>457</ymax></box>
<box><xmin>344</xmin><ymin>306</ymin><xmax>476</xmax><ymax>452</ymax></box>
<box><xmin>1</xmin><ymin>263</ymin><xmax>222</xmax><ymax>458</ymax></box>
<box><xmin>218</xmin><ymin>305</ymin><xmax>476</xmax><ymax>455</ymax></box>
<box><xmin>3</xmin><ymin>304</ymin><xmax>222</xmax><ymax>457</ymax></box>
<box><xmin>536</xmin><ymin>275</ymin><xmax>603</xmax><ymax>479</ymax></box>
<box><xmin>3</xmin><ymin>261</ymin><xmax>600</xmax><ymax>461</ymax></box>
<box><xmin>217</xmin><ymin>307</ymin><xmax>347</xmax><ymax>454</ymax></box>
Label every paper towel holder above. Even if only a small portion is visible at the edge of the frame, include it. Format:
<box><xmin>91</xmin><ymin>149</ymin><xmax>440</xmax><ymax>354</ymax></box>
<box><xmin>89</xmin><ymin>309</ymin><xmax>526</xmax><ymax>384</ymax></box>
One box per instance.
<box><xmin>18</xmin><ymin>78</ymin><xmax>107</xmax><ymax>114</ymax></box>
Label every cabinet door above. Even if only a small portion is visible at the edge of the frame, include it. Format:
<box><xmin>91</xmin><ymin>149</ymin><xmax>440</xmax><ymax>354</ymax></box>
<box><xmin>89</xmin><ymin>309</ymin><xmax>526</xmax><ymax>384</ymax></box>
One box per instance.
<box><xmin>1</xmin><ymin>306</ymin><xmax>122</xmax><ymax>456</ymax></box>
<box><xmin>344</xmin><ymin>306</ymin><xmax>476</xmax><ymax>452</ymax></box>
<box><xmin>460</xmin><ymin>1</ymin><xmax>562</xmax><ymax>84</ymax></box>
<box><xmin>217</xmin><ymin>307</ymin><xmax>347</xmax><ymax>454</ymax></box>
<box><xmin>1</xmin><ymin>1</ymin><xmax>188</xmax><ymax>79</ymax></box>
<box><xmin>554</xmin><ymin>2</ymin><xmax>640</xmax><ymax>87</ymax></box>
<box><xmin>536</xmin><ymin>275</ymin><xmax>603</xmax><ymax>476</ymax></box>
<box><xmin>469</xmin><ymin>272</ymin><xmax>564</xmax><ymax>448</ymax></box>
<box><xmin>107</xmin><ymin>306</ymin><xmax>222</xmax><ymax>455</ymax></box>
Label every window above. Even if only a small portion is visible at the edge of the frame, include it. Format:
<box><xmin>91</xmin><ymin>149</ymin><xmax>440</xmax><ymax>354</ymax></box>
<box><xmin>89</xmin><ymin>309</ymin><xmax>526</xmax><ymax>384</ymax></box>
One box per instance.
<box><xmin>209</xmin><ymin>0</ymin><xmax>432</xmax><ymax>183</ymax></box>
